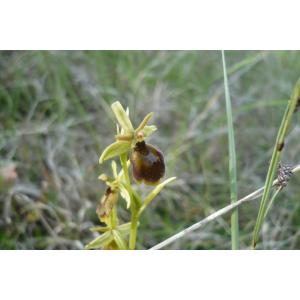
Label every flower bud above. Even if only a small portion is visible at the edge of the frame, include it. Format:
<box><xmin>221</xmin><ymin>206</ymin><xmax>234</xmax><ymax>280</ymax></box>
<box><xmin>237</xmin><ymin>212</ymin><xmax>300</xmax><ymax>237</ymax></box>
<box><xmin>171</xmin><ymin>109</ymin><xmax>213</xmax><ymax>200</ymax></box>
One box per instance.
<box><xmin>130</xmin><ymin>141</ymin><xmax>165</xmax><ymax>185</ymax></box>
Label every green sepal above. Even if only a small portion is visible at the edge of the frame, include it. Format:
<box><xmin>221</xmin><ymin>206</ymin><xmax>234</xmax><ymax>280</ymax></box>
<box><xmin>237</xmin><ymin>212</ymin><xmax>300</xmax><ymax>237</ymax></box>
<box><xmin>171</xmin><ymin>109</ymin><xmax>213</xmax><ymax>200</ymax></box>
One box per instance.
<box><xmin>99</xmin><ymin>141</ymin><xmax>131</xmax><ymax>164</ymax></box>
<box><xmin>111</xmin><ymin>101</ymin><xmax>134</xmax><ymax>133</ymax></box>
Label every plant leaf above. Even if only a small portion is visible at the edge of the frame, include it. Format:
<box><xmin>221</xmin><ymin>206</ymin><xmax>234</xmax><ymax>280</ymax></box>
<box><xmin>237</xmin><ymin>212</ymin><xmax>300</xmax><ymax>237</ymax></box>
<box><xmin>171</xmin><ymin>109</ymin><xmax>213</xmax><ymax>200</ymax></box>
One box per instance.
<box><xmin>89</xmin><ymin>226</ymin><xmax>110</xmax><ymax>233</ymax></box>
<box><xmin>85</xmin><ymin>231</ymin><xmax>114</xmax><ymax>250</ymax></box>
<box><xmin>99</xmin><ymin>141</ymin><xmax>131</xmax><ymax>164</ymax></box>
<box><xmin>222</xmin><ymin>50</ymin><xmax>239</xmax><ymax>250</ymax></box>
<box><xmin>111</xmin><ymin>101</ymin><xmax>134</xmax><ymax>133</ymax></box>
<box><xmin>117</xmin><ymin>222</ymin><xmax>132</xmax><ymax>236</ymax></box>
<box><xmin>139</xmin><ymin>177</ymin><xmax>176</xmax><ymax>215</ymax></box>
<box><xmin>112</xmin><ymin>230</ymin><xmax>128</xmax><ymax>250</ymax></box>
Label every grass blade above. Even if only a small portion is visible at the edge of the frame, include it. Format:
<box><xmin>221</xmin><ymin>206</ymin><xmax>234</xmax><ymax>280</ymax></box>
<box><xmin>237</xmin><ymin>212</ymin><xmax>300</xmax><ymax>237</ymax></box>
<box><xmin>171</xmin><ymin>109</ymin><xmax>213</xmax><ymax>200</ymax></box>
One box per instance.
<box><xmin>221</xmin><ymin>50</ymin><xmax>239</xmax><ymax>250</ymax></box>
<box><xmin>252</xmin><ymin>77</ymin><xmax>300</xmax><ymax>248</ymax></box>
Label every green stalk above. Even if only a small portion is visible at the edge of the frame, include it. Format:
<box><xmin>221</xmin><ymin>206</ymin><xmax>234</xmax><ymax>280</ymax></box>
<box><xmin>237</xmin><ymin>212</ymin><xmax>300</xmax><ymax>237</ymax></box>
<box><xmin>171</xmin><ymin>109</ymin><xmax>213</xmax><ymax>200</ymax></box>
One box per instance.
<box><xmin>110</xmin><ymin>206</ymin><xmax>118</xmax><ymax>228</ymax></box>
<box><xmin>120</xmin><ymin>153</ymin><xmax>131</xmax><ymax>185</ymax></box>
<box><xmin>129</xmin><ymin>209</ymin><xmax>138</xmax><ymax>250</ymax></box>
<box><xmin>120</xmin><ymin>153</ymin><xmax>139</xmax><ymax>250</ymax></box>
<box><xmin>222</xmin><ymin>50</ymin><xmax>239</xmax><ymax>250</ymax></box>
<box><xmin>252</xmin><ymin>77</ymin><xmax>300</xmax><ymax>248</ymax></box>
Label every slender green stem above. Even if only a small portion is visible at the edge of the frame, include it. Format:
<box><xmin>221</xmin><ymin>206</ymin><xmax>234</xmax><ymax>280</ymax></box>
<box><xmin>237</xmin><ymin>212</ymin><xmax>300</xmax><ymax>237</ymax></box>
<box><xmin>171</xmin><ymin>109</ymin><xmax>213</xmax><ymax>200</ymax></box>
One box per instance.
<box><xmin>120</xmin><ymin>153</ymin><xmax>130</xmax><ymax>185</ymax></box>
<box><xmin>119</xmin><ymin>153</ymin><xmax>142</xmax><ymax>206</ymax></box>
<box><xmin>129</xmin><ymin>209</ymin><xmax>138</xmax><ymax>250</ymax></box>
<box><xmin>120</xmin><ymin>153</ymin><xmax>139</xmax><ymax>250</ymax></box>
<box><xmin>252</xmin><ymin>77</ymin><xmax>300</xmax><ymax>248</ymax></box>
<box><xmin>222</xmin><ymin>50</ymin><xmax>239</xmax><ymax>250</ymax></box>
<box><xmin>110</xmin><ymin>206</ymin><xmax>118</xmax><ymax>228</ymax></box>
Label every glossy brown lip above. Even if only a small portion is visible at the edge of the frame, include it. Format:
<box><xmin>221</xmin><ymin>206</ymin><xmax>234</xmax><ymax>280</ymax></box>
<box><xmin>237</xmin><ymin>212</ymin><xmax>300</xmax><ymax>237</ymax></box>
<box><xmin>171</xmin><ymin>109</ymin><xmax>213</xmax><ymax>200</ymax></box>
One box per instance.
<box><xmin>130</xmin><ymin>141</ymin><xmax>165</xmax><ymax>185</ymax></box>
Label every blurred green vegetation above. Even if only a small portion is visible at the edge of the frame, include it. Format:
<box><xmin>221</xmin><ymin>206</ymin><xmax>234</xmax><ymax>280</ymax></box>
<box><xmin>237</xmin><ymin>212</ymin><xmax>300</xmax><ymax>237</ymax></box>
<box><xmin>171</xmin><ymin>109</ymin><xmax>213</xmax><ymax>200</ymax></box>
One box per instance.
<box><xmin>0</xmin><ymin>50</ymin><xmax>300</xmax><ymax>249</ymax></box>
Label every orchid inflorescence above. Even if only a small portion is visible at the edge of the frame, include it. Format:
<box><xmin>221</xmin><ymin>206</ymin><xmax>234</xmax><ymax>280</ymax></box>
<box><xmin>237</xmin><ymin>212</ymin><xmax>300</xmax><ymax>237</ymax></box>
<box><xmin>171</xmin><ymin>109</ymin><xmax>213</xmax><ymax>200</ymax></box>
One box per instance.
<box><xmin>85</xmin><ymin>101</ymin><xmax>176</xmax><ymax>250</ymax></box>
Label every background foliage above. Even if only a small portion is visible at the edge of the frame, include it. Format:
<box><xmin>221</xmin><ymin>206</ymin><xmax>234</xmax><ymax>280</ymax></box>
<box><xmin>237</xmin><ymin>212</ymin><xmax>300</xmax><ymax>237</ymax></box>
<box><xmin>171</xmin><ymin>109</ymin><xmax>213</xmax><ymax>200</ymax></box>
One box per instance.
<box><xmin>1</xmin><ymin>50</ymin><xmax>300</xmax><ymax>249</ymax></box>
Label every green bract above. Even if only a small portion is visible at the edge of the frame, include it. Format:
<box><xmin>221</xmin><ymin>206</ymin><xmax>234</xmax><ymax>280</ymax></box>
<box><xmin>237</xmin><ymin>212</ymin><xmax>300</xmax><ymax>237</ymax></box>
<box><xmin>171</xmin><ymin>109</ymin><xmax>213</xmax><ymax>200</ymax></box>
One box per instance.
<box><xmin>139</xmin><ymin>177</ymin><xmax>176</xmax><ymax>215</ymax></box>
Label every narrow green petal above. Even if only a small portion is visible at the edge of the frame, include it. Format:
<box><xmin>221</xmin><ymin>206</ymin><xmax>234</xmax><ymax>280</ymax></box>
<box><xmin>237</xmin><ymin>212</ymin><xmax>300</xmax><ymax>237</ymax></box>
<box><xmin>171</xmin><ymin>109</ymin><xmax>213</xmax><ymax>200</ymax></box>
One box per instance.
<box><xmin>99</xmin><ymin>141</ymin><xmax>131</xmax><ymax>164</ymax></box>
<box><xmin>111</xmin><ymin>101</ymin><xmax>134</xmax><ymax>133</ymax></box>
<box><xmin>135</xmin><ymin>112</ymin><xmax>154</xmax><ymax>132</ymax></box>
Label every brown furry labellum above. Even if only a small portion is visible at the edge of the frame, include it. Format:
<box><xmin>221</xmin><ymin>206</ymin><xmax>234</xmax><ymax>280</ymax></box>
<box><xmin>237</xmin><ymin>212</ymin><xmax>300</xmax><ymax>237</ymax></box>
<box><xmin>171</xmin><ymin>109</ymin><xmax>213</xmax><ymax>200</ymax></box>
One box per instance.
<box><xmin>130</xmin><ymin>141</ymin><xmax>165</xmax><ymax>185</ymax></box>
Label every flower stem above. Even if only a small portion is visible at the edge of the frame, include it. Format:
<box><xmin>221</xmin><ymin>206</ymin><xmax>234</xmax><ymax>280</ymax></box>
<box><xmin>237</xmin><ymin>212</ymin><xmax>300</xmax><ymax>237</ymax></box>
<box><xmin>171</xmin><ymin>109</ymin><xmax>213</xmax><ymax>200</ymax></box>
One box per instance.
<box><xmin>110</xmin><ymin>206</ymin><xmax>118</xmax><ymax>228</ymax></box>
<box><xmin>120</xmin><ymin>153</ymin><xmax>139</xmax><ymax>250</ymax></box>
<box><xmin>120</xmin><ymin>153</ymin><xmax>130</xmax><ymax>185</ymax></box>
<box><xmin>129</xmin><ymin>208</ymin><xmax>138</xmax><ymax>250</ymax></box>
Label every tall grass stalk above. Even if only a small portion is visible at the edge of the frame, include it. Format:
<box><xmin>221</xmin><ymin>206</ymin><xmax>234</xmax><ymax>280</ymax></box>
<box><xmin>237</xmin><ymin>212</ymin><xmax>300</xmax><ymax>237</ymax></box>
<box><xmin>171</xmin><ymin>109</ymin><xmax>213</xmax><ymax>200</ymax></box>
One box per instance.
<box><xmin>252</xmin><ymin>78</ymin><xmax>300</xmax><ymax>248</ymax></box>
<box><xmin>222</xmin><ymin>50</ymin><xmax>239</xmax><ymax>250</ymax></box>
